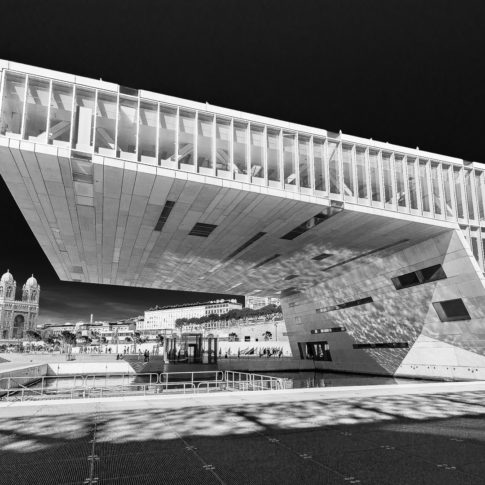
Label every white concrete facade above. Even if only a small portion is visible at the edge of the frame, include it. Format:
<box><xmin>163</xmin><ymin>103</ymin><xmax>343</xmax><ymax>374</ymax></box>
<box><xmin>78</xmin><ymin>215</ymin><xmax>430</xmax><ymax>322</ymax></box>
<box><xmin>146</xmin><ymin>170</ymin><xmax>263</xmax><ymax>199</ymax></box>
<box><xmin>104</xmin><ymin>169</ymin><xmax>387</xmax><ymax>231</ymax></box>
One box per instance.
<box><xmin>2</xmin><ymin>60</ymin><xmax>485</xmax><ymax>379</ymax></box>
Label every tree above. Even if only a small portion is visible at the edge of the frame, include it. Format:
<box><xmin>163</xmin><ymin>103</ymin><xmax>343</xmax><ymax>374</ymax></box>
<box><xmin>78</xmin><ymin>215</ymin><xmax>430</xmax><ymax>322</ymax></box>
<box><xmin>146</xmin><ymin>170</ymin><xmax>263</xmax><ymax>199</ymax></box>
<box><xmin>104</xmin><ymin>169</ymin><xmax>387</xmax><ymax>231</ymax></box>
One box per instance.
<box><xmin>228</xmin><ymin>332</ymin><xmax>238</xmax><ymax>342</ymax></box>
<box><xmin>26</xmin><ymin>330</ymin><xmax>42</xmax><ymax>341</ymax></box>
<box><xmin>263</xmin><ymin>331</ymin><xmax>272</xmax><ymax>341</ymax></box>
<box><xmin>175</xmin><ymin>318</ymin><xmax>188</xmax><ymax>328</ymax></box>
<box><xmin>45</xmin><ymin>335</ymin><xmax>59</xmax><ymax>347</ymax></box>
<box><xmin>60</xmin><ymin>331</ymin><xmax>76</xmax><ymax>345</ymax></box>
<box><xmin>124</xmin><ymin>336</ymin><xmax>132</xmax><ymax>343</ymax></box>
<box><xmin>100</xmin><ymin>336</ymin><xmax>107</xmax><ymax>344</ymax></box>
<box><xmin>25</xmin><ymin>330</ymin><xmax>42</xmax><ymax>351</ymax></box>
<box><xmin>156</xmin><ymin>334</ymin><xmax>164</xmax><ymax>345</ymax></box>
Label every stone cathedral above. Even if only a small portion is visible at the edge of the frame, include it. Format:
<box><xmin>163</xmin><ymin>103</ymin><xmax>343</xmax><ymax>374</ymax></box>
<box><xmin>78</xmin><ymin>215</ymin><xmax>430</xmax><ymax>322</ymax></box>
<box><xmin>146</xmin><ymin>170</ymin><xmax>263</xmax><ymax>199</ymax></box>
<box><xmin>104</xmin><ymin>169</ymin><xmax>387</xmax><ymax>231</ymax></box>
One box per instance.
<box><xmin>0</xmin><ymin>270</ymin><xmax>40</xmax><ymax>340</ymax></box>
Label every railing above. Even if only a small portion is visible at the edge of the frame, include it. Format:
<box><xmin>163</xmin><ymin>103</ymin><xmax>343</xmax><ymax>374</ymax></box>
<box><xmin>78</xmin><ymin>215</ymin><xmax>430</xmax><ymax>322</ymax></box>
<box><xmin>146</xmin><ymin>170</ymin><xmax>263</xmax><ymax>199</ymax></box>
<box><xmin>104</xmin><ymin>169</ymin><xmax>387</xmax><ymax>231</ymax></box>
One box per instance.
<box><xmin>0</xmin><ymin>370</ymin><xmax>286</xmax><ymax>401</ymax></box>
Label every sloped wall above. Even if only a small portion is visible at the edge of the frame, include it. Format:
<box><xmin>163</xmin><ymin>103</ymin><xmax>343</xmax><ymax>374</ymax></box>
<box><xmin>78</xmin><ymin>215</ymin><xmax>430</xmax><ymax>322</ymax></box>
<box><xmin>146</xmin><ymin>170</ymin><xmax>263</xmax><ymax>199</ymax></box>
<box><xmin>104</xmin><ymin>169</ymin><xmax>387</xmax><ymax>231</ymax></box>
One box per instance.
<box><xmin>282</xmin><ymin>229</ymin><xmax>485</xmax><ymax>379</ymax></box>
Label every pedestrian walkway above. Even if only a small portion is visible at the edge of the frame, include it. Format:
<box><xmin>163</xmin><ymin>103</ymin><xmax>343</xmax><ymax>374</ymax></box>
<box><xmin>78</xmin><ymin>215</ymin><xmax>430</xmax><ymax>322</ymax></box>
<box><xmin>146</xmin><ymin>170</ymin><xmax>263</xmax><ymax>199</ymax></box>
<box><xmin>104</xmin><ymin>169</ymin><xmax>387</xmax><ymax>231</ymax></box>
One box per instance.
<box><xmin>1</xmin><ymin>382</ymin><xmax>485</xmax><ymax>484</ymax></box>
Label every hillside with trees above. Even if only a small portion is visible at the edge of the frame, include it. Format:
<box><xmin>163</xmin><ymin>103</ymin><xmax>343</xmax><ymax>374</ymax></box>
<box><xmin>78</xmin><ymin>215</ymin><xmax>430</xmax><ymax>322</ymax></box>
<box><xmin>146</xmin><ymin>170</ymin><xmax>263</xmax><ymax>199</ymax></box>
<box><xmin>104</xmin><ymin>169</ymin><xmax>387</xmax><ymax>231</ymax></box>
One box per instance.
<box><xmin>175</xmin><ymin>304</ymin><xmax>282</xmax><ymax>328</ymax></box>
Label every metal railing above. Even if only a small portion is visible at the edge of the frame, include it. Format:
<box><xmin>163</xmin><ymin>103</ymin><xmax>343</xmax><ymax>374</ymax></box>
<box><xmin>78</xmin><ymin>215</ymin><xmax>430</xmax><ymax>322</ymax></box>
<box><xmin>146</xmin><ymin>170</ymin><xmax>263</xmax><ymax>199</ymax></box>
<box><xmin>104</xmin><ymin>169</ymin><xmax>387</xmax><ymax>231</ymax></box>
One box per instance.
<box><xmin>0</xmin><ymin>370</ymin><xmax>286</xmax><ymax>401</ymax></box>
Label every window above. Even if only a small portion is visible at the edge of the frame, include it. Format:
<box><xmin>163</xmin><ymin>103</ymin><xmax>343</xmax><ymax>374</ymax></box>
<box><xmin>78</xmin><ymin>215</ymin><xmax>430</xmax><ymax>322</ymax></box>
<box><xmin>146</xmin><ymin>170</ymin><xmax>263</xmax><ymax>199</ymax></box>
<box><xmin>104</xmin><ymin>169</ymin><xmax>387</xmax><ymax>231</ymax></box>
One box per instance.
<box><xmin>216</xmin><ymin>117</ymin><xmax>231</xmax><ymax>172</ymax></box>
<box><xmin>138</xmin><ymin>100</ymin><xmax>157</xmax><ymax>163</ymax></box>
<box><xmin>250</xmin><ymin>124</ymin><xmax>264</xmax><ymax>178</ymax></box>
<box><xmin>253</xmin><ymin>254</ymin><xmax>280</xmax><ymax>268</ymax></box>
<box><xmin>178</xmin><ymin>110</ymin><xmax>195</xmax><ymax>165</ymax></box>
<box><xmin>312</xmin><ymin>253</ymin><xmax>332</xmax><ymax>261</ymax></box>
<box><xmin>391</xmin><ymin>264</ymin><xmax>446</xmax><ymax>290</ymax></box>
<box><xmin>233</xmin><ymin>121</ymin><xmax>248</xmax><ymax>174</ymax></box>
<box><xmin>298</xmin><ymin>341</ymin><xmax>332</xmax><ymax>361</ymax></box>
<box><xmin>154</xmin><ymin>200</ymin><xmax>175</xmax><ymax>231</ymax></box>
<box><xmin>73</xmin><ymin>87</ymin><xmax>95</xmax><ymax>151</ymax></box>
<box><xmin>95</xmin><ymin>91</ymin><xmax>117</xmax><ymax>155</ymax></box>
<box><xmin>356</xmin><ymin>146</ymin><xmax>367</xmax><ymax>199</ymax></box>
<box><xmin>369</xmin><ymin>149</ymin><xmax>381</xmax><ymax>202</ymax></box>
<box><xmin>328</xmin><ymin>141</ymin><xmax>340</xmax><ymax>194</ymax></box>
<box><xmin>159</xmin><ymin>105</ymin><xmax>177</xmax><ymax>162</ymax></box>
<box><xmin>311</xmin><ymin>327</ymin><xmax>346</xmax><ymax>334</ymax></box>
<box><xmin>313</xmin><ymin>137</ymin><xmax>326</xmax><ymax>191</ymax></box>
<box><xmin>299</xmin><ymin>136</ymin><xmax>311</xmax><ymax>188</ymax></box>
<box><xmin>353</xmin><ymin>342</ymin><xmax>408</xmax><ymax>349</ymax></box>
<box><xmin>197</xmin><ymin>113</ymin><xmax>213</xmax><ymax>169</ymax></box>
<box><xmin>223</xmin><ymin>232</ymin><xmax>266</xmax><ymax>262</ymax></box>
<box><xmin>1</xmin><ymin>71</ymin><xmax>26</xmax><ymax>136</ymax></box>
<box><xmin>281</xmin><ymin>210</ymin><xmax>334</xmax><ymax>240</ymax></box>
<box><xmin>49</xmin><ymin>82</ymin><xmax>73</xmax><ymax>147</ymax></box>
<box><xmin>382</xmin><ymin>152</ymin><xmax>393</xmax><ymax>204</ymax></box>
<box><xmin>342</xmin><ymin>144</ymin><xmax>354</xmax><ymax>197</ymax></box>
<box><xmin>24</xmin><ymin>76</ymin><xmax>50</xmax><ymax>142</ymax></box>
<box><xmin>433</xmin><ymin>299</ymin><xmax>471</xmax><ymax>322</ymax></box>
<box><xmin>267</xmin><ymin>128</ymin><xmax>280</xmax><ymax>182</ymax></box>
<box><xmin>419</xmin><ymin>160</ymin><xmax>431</xmax><ymax>212</ymax></box>
<box><xmin>316</xmin><ymin>296</ymin><xmax>373</xmax><ymax>313</ymax></box>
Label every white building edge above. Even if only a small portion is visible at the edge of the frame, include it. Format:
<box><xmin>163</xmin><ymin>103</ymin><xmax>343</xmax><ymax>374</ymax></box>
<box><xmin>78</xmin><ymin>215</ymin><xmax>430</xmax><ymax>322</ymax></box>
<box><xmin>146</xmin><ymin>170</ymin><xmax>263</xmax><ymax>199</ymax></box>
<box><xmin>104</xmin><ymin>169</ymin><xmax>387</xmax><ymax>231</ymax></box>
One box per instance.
<box><xmin>1</xmin><ymin>59</ymin><xmax>485</xmax><ymax>380</ymax></box>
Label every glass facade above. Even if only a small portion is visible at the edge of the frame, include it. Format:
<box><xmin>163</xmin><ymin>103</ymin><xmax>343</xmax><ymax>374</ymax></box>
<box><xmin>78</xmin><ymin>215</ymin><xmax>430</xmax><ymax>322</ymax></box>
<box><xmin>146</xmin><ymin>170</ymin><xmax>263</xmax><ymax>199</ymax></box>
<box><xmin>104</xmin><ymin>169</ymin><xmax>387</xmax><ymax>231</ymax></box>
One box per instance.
<box><xmin>2</xmin><ymin>67</ymin><xmax>485</xmax><ymax>268</ymax></box>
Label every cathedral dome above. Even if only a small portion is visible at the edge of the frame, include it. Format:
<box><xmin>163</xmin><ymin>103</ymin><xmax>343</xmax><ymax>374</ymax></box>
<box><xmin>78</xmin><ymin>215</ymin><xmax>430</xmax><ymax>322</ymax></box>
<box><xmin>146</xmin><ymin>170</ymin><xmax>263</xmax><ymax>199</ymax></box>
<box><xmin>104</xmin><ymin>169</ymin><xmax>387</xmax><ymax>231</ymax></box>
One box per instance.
<box><xmin>25</xmin><ymin>275</ymin><xmax>38</xmax><ymax>287</ymax></box>
<box><xmin>1</xmin><ymin>270</ymin><xmax>14</xmax><ymax>284</ymax></box>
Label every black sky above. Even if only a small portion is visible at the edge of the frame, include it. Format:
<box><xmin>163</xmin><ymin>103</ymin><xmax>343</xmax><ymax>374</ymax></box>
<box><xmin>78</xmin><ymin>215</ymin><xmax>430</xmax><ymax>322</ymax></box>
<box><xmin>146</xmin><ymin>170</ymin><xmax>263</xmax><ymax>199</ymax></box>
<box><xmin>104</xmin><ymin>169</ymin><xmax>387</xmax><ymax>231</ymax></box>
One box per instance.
<box><xmin>1</xmin><ymin>0</ymin><xmax>484</xmax><ymax>324</ymax></box>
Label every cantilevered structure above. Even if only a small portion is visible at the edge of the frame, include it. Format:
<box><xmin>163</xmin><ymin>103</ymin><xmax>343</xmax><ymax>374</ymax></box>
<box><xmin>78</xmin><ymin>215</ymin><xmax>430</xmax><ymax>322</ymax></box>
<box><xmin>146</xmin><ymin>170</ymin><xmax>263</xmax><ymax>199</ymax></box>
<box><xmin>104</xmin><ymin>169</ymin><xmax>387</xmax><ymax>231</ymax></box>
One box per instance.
<box><xmin>1</xmin><ymin>60</ymin><xmax>485</xmax><ymax>380</ymax></box>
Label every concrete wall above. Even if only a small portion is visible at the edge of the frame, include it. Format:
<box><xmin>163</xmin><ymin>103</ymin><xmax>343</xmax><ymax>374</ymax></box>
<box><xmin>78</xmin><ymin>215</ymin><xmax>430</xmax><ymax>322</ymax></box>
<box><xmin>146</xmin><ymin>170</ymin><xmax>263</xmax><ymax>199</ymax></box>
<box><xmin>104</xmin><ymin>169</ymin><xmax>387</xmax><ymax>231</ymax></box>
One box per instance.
<box><xmin>0</xmin><ymin>364</ymin><xmax>48</xmax><ymax>389</ymax></box>
<box><xmin>283</xmin><ymin>229</ymin><xmax>485</xmax><ymax>380</ymax></box>
<box><xmin>46</xmin><ymin>361</ymin><xmax>134</xmax><ymax>376</ymax></box>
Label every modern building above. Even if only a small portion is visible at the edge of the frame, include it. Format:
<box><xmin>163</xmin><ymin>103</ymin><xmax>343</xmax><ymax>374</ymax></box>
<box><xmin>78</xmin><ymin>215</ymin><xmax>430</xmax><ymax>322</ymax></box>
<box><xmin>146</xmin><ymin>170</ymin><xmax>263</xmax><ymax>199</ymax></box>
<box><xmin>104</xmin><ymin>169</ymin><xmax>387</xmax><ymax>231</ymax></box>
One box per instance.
<box><xmin>0</xmin><ymin>270</ymin><xmax>40</xmax><ymax>339</ymax></box>
<box><xmin>140</xmin><ymin>299</ymin><xmax>242</xmax><ymax>334</ymax></box>
<box><xmin>2</xmin><ymin>60</ymin><xmax>485</xmax><ymax>379</ymax></box>
<box><xmin>245</xmin><ymin>295</ymin><xmax>281</xmax><ymax>310</ymax></box>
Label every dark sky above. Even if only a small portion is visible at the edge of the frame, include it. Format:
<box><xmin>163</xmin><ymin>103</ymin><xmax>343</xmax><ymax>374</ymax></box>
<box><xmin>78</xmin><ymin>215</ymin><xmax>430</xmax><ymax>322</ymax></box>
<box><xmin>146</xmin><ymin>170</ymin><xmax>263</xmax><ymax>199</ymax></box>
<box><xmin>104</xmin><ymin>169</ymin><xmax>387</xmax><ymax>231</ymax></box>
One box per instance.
<box><xmin>1</xmin><ymin>0</ymin><xmax>484</xmax><ymax>324</ymax></box>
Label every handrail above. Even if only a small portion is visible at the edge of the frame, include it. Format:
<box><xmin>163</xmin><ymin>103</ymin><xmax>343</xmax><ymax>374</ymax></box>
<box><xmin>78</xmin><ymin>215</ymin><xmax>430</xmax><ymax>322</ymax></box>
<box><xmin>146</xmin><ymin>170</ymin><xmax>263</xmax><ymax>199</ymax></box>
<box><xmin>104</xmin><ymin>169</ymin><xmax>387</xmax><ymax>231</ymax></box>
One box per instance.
<box><xmin>1</xmin><ymin>369</ymin><xmax>283</xmax><ymax>401</ymax></box>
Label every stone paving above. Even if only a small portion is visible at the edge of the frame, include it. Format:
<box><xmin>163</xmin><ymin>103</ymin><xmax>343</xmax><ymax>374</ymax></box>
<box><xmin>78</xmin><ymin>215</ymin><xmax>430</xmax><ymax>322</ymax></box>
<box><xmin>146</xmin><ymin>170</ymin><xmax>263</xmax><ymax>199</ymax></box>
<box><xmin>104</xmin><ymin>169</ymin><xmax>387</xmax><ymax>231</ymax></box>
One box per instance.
<box><xmin>1</xmin><ymin>383</ymin><xmax>485</xmax><ymax>484</ymax></box>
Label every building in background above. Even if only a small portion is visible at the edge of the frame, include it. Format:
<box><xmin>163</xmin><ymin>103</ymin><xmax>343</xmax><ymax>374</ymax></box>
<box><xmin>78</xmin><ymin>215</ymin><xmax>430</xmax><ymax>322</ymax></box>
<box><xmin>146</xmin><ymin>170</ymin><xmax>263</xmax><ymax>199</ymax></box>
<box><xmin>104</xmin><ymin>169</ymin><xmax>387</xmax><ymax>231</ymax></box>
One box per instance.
<box><xmin>0</xmin><ymin>270</ymin><xmax>40</xmax><ymax>339</ymax></box>
<box><xmin>140</xmin><ymin>299</ymin><xmax>242</xmax><ymax>336</ymax></box>
<box><xmin>245</xmin><ymin>296</ymin><xmax>281</xmax><ymax>310</ymax></box>
<box><xmin>205</xmin><ymin>299</ymin><xmax>242</xmax><ymax>316</ymax></box>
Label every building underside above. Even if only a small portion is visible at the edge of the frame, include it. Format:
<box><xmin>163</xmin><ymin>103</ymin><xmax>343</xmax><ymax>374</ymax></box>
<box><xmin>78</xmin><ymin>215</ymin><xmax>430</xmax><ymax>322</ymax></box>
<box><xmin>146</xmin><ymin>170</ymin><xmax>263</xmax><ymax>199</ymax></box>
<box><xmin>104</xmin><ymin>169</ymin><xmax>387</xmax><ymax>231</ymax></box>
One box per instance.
<box><xmin>1</xmin><ymin>60</ymin><xmax>485</xmax><ymax>380</ymax></box>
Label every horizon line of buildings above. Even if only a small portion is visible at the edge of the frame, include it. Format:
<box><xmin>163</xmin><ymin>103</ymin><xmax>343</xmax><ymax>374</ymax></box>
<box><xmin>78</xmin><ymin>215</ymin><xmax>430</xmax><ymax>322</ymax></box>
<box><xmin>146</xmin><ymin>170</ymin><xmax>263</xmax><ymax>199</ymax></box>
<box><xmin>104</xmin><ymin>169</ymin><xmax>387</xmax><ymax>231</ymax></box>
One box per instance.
<box><xmin>38</xmin><ymin>296</ymin><xmax>281</xmax><ymax>343</ymax></box>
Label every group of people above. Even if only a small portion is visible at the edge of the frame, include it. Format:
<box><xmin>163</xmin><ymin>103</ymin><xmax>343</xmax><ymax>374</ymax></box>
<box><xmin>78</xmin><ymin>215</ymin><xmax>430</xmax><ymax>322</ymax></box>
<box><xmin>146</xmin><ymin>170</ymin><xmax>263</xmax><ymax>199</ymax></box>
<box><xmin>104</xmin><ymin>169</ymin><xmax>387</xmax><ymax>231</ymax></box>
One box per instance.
<box><xmin>116</xmin><ymin>349</ymin><xmax>151</xmax><ymax>362</ymax></box>
<box><xmin>258</xmin><ymin>347</ymin><xmax>284</xmax><ymax>358</ymax></box>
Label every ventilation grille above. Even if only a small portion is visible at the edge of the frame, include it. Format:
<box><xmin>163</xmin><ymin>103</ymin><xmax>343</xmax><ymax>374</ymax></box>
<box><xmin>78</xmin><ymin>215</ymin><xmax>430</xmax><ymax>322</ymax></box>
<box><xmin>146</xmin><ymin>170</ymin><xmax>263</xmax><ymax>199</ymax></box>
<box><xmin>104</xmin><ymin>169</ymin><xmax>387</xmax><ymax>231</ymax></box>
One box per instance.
<box><xmin>154</xmin><ymin>200</ymin><xmax>175</xmax><ymax>231</ymax></box>
<box><xmin>223</xmin><ymin>232</ymin><xmax>266</xmax><ymax>262</ymax></box>
<box><xmin>253</xmin><ymin>254</ymin><xmax>280</xmax><ymax>269</ymax></box>
<box><xmin>189</xmin><ymin>223</ymin><xmax>218</xmax><ymax>237</ymax></box>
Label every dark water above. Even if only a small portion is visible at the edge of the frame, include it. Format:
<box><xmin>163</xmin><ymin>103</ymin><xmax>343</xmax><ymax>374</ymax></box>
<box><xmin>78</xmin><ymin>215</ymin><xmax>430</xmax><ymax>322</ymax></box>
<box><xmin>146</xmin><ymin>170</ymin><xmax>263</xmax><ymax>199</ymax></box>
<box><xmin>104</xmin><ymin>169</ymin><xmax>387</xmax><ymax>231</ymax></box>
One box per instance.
<box><xmin>266</xmin><ymin>371</ymin><xmax>433</xmax><ymax>388</ymax></box>
<box><xmin>28</xmin><ymin>370</ymin><xmax>431</xmax><ymax>391</ymax></box>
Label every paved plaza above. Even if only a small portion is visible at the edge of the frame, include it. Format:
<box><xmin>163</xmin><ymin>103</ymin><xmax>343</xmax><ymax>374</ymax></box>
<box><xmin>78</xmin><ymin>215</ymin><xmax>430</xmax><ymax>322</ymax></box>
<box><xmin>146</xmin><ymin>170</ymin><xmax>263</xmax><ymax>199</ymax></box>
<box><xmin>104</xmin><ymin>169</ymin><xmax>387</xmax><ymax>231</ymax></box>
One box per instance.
<box><xmin>1</xmin><ymin>382</ymin><xmax>485</xmax><ymax>484</ymax></box>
